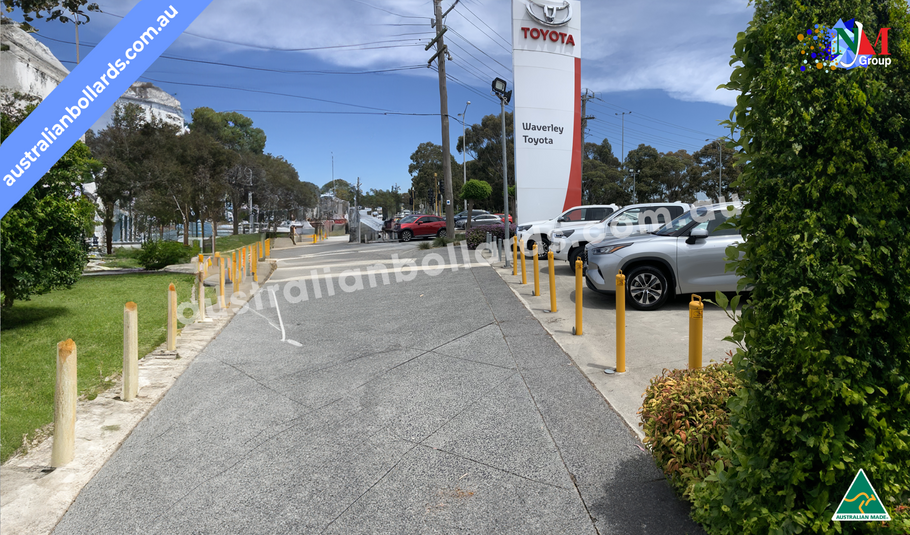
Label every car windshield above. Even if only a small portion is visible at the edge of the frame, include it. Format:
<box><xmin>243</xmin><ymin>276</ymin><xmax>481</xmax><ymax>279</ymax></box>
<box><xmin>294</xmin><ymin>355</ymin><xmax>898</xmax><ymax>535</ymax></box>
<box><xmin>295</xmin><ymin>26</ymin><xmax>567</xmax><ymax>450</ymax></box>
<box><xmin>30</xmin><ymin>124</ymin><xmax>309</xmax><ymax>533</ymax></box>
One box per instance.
<box><xmin>400</xmin><ymin>215</ymin><xmax>419</xmax><ymax>224</ymax></box>
<box><xmin>653</xmin><ymin>207</ymin><xmax>709</xmax><ymax>235</ymax></box>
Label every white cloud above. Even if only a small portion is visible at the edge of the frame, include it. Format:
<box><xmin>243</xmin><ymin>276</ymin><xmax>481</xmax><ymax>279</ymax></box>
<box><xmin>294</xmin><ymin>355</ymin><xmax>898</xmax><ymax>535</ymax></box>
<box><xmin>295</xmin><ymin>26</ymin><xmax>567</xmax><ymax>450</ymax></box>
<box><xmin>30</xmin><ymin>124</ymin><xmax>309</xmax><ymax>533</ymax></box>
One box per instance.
<box><xmin>97</xmin><ymin>0</ymin><xmax>753</xmax><ymax>105</ymax></box>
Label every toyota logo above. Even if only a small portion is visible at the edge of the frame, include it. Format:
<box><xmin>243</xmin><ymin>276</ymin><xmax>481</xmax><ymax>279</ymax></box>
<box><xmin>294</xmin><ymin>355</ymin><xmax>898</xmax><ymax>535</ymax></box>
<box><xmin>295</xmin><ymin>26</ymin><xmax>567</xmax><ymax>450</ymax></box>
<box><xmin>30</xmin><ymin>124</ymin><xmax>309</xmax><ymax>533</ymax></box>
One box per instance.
<box><xmin>525</xmin><ymin>0</ymin><xmax>572</xmax><ymax>27</ymax></box>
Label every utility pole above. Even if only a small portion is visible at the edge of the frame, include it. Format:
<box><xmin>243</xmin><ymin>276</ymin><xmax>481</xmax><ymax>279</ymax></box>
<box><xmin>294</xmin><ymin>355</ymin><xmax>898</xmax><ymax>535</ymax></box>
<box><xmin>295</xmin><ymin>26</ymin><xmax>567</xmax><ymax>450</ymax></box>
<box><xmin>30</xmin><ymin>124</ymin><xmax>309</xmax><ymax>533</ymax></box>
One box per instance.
<box><xmin>428</xmin><ymin>0</ymin><xmax>459</xmax><ymax>238</ymax></box>
<box><xmin>580</xmin><ymin>90</ymin><xmax>595</xmax><ymax>201</ymax></box>
<box><xmin>615</xmin><ymin>111</ymin><xmax>631</xmax><ymax>171</ymax></box>
<box><xmin>630</xmin><ymin>169</ymin><xmax>640</xmax><ymax>203</ymax></box>
<box><xmin>355</xmin><ymin>177</ymin><xmax>361</xmax><ymax>244</ymax></box>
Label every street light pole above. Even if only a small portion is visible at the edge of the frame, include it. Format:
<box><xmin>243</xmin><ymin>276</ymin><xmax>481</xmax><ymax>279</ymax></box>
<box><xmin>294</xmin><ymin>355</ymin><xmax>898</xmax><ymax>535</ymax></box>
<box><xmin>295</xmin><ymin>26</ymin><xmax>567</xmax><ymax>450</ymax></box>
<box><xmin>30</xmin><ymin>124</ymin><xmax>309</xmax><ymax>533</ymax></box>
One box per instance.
<box><xmin>492</xmin><ymin>78</ymin><xmax>512</xmax><ymax>268</ymax></box>
<box><xmin>459</xmin><ymin>101</ymin><xmax>471</xmax><ymax>211</ymax></box>
<box><xmin>705</xmin><ymin>138</ymin><xmax>723</xmax><ymax>199</ymax></box>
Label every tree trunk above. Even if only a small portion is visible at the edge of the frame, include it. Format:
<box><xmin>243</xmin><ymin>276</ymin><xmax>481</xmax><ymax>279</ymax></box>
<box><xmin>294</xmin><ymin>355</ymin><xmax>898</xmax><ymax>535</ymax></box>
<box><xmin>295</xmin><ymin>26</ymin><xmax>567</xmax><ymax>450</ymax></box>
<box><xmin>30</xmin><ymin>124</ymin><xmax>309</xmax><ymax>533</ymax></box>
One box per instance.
<box><xmin>465</xmin><ymin>201</ymin><xmax>473</xmax><ymax>233</ymax></box>
<box><xmin>182</xmin><ymin>210</ymin><xmax>189</xmax><ymax>247</ymax></box>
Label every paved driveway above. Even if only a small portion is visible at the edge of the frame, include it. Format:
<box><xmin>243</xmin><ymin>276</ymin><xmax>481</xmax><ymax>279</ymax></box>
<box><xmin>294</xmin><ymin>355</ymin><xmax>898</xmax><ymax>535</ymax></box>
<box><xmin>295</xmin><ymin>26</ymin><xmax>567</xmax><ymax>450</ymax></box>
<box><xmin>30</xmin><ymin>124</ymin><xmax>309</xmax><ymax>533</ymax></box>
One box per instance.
<box><xmin>54</xmin><ymin>242</ymin><xmax>703</xmax><ymax>534</ymax></box>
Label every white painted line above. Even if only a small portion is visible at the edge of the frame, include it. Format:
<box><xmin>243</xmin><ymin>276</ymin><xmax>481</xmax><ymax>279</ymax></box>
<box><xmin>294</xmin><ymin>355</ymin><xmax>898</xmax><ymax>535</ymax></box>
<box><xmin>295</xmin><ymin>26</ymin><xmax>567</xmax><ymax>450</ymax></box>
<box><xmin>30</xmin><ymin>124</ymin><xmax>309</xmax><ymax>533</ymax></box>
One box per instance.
<box><xmin>269</xmin><ymin>287</ymin><xmax>286</xmax><ymax>342</ymax></box>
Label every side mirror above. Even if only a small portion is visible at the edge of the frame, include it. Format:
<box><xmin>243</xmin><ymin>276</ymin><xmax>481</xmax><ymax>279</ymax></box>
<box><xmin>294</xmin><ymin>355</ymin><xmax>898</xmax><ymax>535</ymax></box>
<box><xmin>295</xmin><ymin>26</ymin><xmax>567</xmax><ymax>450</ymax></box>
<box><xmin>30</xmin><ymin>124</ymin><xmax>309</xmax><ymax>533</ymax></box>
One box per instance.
<box><xmin>557</xmin><ymin>216</ymin><xmax>567</xmax><ymax>223</ymax></box>
<box><xmin>686</xmin><ymin>228</ymin><xmax>709</xmax><ymax>244</ymax></box>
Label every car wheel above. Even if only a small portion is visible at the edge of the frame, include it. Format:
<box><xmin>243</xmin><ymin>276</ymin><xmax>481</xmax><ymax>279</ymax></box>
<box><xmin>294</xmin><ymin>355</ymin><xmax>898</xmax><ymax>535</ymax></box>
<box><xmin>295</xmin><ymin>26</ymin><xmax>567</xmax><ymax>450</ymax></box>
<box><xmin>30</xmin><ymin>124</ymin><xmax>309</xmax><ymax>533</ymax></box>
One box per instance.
<box><xmin>437</xmin><ymin>229</ymin><xmax>447</xmax><ymax>239</ymax></box>
<box><xmin>528</xmin><ymin>236</ymin><xmax>549</xmax><ymax>259</ymax></box>
<box><xmin>626</xmin><ymin>266</ymin><xmax>670</xmax><ymax>310</ymax></box>
<box><xmin>568</xmin><ymin>246</ymin><xmax>587</xmax><ymax>273</ymax></box>
<box><xmin>400</xmin><ymin>230</ymin><xmax>413</xmax><ymax>242</ymax></box>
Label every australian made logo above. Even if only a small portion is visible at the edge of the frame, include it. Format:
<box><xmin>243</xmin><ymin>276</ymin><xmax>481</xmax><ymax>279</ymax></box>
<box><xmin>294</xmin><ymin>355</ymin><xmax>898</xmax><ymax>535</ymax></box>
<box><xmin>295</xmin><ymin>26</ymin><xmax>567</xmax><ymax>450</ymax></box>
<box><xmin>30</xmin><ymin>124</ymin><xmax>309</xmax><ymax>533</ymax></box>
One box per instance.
<box><xmin>796</xmin><ymin>19</ymin><xmax>892</xmax><ymax>72</ymax></box>
<box><xmin>832</xmin><ymin>469</ymin><xmax>891</xmax><ymax>522</ymax></box>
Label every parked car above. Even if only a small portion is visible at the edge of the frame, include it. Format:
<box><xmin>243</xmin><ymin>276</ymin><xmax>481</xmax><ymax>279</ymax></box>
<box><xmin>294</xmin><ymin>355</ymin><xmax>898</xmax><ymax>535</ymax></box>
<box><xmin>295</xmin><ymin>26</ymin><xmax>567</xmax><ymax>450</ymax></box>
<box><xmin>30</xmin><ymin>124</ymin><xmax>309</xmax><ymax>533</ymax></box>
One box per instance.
<box><xmin>456</xmin><ymin>213</ymin><xmax>501</xmax><ymax>229</ymax></box>
<box><xmin>516</xmin><ymin>204</ymin><xmax>620</xmax><ymax>259</ymax></box>
<box><xmin>584</xmin><ymin>202</ymin><xmax>744</xmax><ymax>310</ymax></box>
<box><xmin>454</xmin><ymin>209</ymin><xmax>490</xmax><ymax>227</ymax></box>
<box><xmin>494</xmin><ymin>213</ymin><xmax>513</xmax><ymax>223</ymax></box>
<box><xmin>550</xmin><ymin>203</ymin><xmax>690</xmax><ymax>267</ymax></box>
<box><xmin>393</xmin><ymin>214</ymin><xmax>447</xmax><ymax>241</ymax></box>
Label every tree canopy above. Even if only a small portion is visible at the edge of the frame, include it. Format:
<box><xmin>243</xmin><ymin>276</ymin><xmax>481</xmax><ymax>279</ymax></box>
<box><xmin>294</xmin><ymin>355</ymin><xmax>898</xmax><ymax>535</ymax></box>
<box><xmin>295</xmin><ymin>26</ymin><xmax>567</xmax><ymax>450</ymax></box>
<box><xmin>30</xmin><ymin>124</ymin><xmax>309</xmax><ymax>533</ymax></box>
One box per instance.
<box><xmin>1</xmin><ymin>95</ymin><xmax>99</xmax><ymax>307</ymax></box>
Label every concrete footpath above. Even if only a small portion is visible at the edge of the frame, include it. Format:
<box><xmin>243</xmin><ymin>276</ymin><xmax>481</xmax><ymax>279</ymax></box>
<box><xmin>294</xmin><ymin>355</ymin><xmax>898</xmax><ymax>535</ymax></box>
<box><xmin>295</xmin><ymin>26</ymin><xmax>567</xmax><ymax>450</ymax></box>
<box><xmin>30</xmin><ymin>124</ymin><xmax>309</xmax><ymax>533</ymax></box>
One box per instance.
<box><xmin>493</xmin><ymin>253</ymin><xmax>738</xmax><ymax>440</ymax></box>
<box><xmin>6</xmin><ymin>238</ymin><xmax>704</xmax><ymax>534</ymax></box>
<box><xmin>0</xmin><ymin>246</ymin><xmax>279</xmax><ymax>535</ymax></box>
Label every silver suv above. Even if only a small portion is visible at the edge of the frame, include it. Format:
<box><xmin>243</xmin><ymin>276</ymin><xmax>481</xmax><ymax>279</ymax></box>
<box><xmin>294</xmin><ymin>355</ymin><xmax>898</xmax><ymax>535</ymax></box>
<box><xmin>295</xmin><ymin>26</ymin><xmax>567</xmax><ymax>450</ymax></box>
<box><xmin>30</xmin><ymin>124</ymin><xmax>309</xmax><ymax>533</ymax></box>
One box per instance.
<box><xmin>584</xmin><ymin>202</ymin><xmax>744</xmax><ymax>310</ymax></box>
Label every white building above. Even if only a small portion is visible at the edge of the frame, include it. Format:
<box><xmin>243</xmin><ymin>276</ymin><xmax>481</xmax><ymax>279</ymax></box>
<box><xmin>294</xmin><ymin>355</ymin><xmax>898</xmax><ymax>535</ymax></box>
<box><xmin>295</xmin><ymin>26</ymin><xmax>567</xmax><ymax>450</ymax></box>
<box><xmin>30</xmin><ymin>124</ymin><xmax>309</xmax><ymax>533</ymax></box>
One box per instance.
<box><xmin>0</xmin><ymin>17</ymin><xmax>70</xmax><ymax>100</ymax></box>
<box><xmin>90</xmin><ymin>81</ymin><xmax>184</xmax><ymax>133</ymax></box>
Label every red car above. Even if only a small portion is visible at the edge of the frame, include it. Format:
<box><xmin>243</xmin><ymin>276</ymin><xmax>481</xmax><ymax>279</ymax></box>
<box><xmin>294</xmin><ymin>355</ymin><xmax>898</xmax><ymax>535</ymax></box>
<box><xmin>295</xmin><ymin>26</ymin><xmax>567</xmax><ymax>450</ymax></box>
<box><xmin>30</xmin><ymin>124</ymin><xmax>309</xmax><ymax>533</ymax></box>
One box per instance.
<box><xmin>394</xmin><ymin>214</ymin><xmax>447</xmax><ymax>242</ymax></box>
<box><xmin>495</xmin><ymin>213</ymin><xmax>513</xmax><ymax>223</ymax></box>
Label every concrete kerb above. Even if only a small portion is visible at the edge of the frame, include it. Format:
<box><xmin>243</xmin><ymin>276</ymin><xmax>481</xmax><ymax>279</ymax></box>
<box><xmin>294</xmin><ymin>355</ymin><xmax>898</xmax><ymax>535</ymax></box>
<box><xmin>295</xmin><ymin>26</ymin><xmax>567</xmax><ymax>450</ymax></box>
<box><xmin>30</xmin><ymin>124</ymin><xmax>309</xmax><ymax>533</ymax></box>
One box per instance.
<box><xmin>0</xmin><ymin>261</ymin><xmax>279</xmax><ymax>535</ymax></box>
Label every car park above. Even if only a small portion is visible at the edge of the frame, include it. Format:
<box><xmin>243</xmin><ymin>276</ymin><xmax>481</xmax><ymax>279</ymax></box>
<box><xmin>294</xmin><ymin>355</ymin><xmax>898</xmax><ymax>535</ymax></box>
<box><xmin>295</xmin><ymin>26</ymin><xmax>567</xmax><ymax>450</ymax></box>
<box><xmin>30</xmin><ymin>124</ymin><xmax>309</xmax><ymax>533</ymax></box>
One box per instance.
<box><xmin>550</xmin><ymin>202</ymin><xmax>689</xmax><ymax>267</ymax></box>
<box><xmin>584</xmin><ymin>202</ymin><xmax>744</xmax><ymax>310</ymax></box>
<box><xmin>393</xmin><ymin>214</ymin><xmax>447</xmax><ymax>241</ymax></box>
<box><xmin>516</xmin><ymin>204</ymin><xmax>620</xmax><ymax>259</ymax></box>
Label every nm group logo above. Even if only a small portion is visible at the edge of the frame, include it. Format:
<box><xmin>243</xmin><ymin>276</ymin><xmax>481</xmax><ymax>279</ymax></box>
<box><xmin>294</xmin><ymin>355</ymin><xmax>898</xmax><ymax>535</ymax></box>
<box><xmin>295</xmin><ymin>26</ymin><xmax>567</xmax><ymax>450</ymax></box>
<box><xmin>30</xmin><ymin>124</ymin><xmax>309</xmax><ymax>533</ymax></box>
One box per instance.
<box><xmin>796</xmin><ymin>19</ymin><xmax>892</xmax><ymax>72</ymax></box>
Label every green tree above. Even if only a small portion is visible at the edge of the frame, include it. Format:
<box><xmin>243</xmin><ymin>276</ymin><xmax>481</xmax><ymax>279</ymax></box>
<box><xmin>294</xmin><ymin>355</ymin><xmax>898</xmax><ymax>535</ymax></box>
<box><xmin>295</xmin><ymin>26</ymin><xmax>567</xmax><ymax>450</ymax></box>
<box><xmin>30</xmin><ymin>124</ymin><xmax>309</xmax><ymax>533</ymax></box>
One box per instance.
<box><xmin>582</xmin><ymin>138</ymin><xmax>627</xmax><ymax>205</ymax></box>
<box><xmin>456</xmin><ymin>113</ymin><xmax>512</xmax><ymax>212</ymax></box>
<box><xmin>87</xmin><ymin>104</ymin><xmax>180</xmax><ymax>252</ymax></box>
<box><xmin>693</xmin><ymin>140</ymin><xmax>742</xmax><ymax>201</ymax></box>
<box><xmin>408</xmin><ymin>142</ymin><xmax>463</xmax><ymax>213</ymax></box>
<box><xmin>691</xmin><ymin>2</ymin><xmax>910</xmax><ymax>534</ymax></box>
<box><xmin>320</xmin><ymin>179</ymin><xmax>353</xmax><ymax>203</ymax></box>
<box><xmin>460</xmin><ymin>179</ymin><xmax>492</xmax><ymax>232</ymax></box>
<box><xmin>2</xmin><ymin>0</ymin><xmax>99</xmax><ymax>31</ymax></box>
<box><xmin>1</xmin><ymin>97</ymin><xmax>98</xmax><ymax>308</ymax></box>
<box><xmin>188</xmin><ymin>108</ymin><xmax>266</xmax><ymax>235</ymax></box>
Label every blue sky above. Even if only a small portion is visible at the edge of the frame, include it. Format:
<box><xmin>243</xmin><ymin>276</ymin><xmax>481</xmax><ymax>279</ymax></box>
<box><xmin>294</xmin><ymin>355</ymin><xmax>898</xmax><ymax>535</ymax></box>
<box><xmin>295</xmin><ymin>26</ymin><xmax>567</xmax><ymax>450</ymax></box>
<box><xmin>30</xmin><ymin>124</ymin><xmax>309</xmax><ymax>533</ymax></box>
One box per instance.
<box><xmin>16</xmin><ymin>0</ymin><xmax>754</xmax><ymax>193</ymax></box>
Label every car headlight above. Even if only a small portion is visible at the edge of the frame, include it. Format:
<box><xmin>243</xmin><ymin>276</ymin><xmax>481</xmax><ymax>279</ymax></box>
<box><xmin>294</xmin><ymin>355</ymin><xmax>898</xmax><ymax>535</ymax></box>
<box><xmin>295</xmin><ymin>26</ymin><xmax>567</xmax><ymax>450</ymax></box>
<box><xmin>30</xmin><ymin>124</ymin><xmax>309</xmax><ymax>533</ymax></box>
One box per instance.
<box><xmin>552</xmin><ymin>229</ymin><xmax>575</xmax><ymax>239</ymax></box>
<box><xmin>517</xmin><ymin>224</ymin><xmax>531</xmax><ymax>232</ymax></box>
<box><xmin>591</xmin><ymin>243</ymin><xmax>632</xmax><ymax>255</ymax></box>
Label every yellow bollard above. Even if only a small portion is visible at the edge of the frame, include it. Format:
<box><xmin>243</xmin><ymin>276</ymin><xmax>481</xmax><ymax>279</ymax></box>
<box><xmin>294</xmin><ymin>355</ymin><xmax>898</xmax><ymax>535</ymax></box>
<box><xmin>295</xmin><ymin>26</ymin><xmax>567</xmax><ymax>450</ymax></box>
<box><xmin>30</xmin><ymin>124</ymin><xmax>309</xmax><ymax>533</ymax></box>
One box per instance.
<box><xmin>197</xmin><ymin>253</ymin><xmax>204</xmax><ymax>278</ymax></box>
<box><xmin>512</xmin><ymin>238</ymin><xmax>518</xmax><ymax>276</ymax></box>
<box><xmin>548</xmin><ymin>251</ymin><xmax>557</xmax><ymax>312</ymax></box>
<box><xmin>197</xmin><ymin>269</ymin><xmax>207</xmax><ymax>322</ymax></box>
<box><xmin>573</xmin><ymin>258</ymin><xmax>583</xmax><ymax>335</ymax></box>
<box><xmin>231</xmin><ymin>251</ymin><xmax>237</xmax><ymax>285</ymax></box>
<box><xmin>689</xmin><ymin>294</ymin><xmax>704</xmax><ymax>369</ymax></box>
<box><xmin>123</xmin><ymin>302</ymin><xmax>138</xmax><ymax>401</ymax></box>
<box><xmin>52</xmin><ymin>339</ymin><xmax>77</xmax><ymax>467</ymax></box>
<box><xmin>253</xmin><ymin>244</ymin><xmax>258</xmax><ymax>283</ymax></box>
<box><xmin>217</xmin><ymin>254</ymin><xmax>226</xmax><ymax>308</ymax></box>
<box><xmin>519</xmin><ymin>240</ymin><xmax>527</xmax><ymax>284</ymax></box>
<box><xmin>532</xmin><ymin>244</ymin><xmax>540</xmax><ymax>296</ymax></box>
<box><xmin>167</xmin><ymin>283</ymin><xmax>177</xmax><ymax>351</ymax></box>
<box><xmin>616</xmin><ymin>270</ymin><xmax>626</xmax><ymax>373</ymax></box>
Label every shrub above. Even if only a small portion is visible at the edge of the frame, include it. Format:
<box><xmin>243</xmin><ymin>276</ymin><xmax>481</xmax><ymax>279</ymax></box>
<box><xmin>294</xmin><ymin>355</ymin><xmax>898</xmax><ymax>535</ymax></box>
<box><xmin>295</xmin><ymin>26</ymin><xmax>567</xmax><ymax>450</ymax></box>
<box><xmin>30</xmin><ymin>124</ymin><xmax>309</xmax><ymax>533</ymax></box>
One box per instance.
<box><xmin>136</xmin><ymin>240</ymin><xmax>192</xmax><ymax>270</ymax></box>
<box><xmin>417</xmin><ymin>242</ymin><xmax>432</xmax><ymax>250</ymax></box>
<box><xmin>639</xmin><ymin>362</ymin><xmax>739</xmax><ymax>501</ymax></box>
<box><xmin>465</xmin><ymin>224</ymin><xmax>516</xmax><ymax>250</ymax></box>
<box><xmin>690</xmin><ymin>1</ymin><xmax>910</xmax><ymax>533</ymax></box>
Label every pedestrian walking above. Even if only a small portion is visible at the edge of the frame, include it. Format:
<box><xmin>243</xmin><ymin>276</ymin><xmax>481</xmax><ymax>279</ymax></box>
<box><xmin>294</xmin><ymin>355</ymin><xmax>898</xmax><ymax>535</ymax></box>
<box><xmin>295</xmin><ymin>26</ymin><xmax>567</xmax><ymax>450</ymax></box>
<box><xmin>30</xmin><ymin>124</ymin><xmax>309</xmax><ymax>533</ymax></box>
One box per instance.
<box><xmin>289</xmin><ymin>224</ymin><xmax>297</xmax><ymax>245</ymax></box>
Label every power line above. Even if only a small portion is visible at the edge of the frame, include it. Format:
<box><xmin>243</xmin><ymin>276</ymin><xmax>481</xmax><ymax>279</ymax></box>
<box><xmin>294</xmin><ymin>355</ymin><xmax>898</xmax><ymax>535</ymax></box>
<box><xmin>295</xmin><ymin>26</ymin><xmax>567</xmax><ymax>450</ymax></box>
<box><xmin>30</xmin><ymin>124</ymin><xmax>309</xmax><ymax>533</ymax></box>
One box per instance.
<box><xmin>454</xmin><ymin>3</ymin><xmax>511</xmax><ymax>50</ymax></box>
<box><xmin>347</xmin><ymin>0</ymin><xmax>425</xmax><ymax>19</ymax></box>
<box><xmin>447</xmin><ymin>27</ymin><xmax>511</xmax><ymax>73</ymax></box>
<box><xmin>229</xmin><ymin>109</ymin><xmax>441</xmax><ymax>116</ymax></box>
<box><xmin>138</xmin><ymin>76</ymin><xmax>395</xmax><ymax>112</ymax></box>
<box><xmin>38</xmin><ymin>34</ymin><xmax>428</xmax><ymax>77</ymax></box>
<box><xmin>95</xmin><ymin>10</ymin><xmax>425</xmax><ymax>52</ymax></box>
<box><xmin>588</xmin><ymin>98</ymin><xmax>720</xmax><ymax>138</ymax></box>
<box><xmin>451</xmin><ymin>4</ymin><xmax>510</xmax><ymax>53</ymax></box>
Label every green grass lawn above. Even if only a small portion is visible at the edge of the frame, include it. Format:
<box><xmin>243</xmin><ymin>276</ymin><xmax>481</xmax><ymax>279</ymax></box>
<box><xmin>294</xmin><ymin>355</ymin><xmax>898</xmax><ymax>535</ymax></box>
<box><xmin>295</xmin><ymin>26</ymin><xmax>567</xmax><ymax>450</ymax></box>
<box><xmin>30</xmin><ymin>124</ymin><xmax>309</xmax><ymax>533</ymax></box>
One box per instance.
<box><xmin>0</xmin><ymin>273</ymin><xmax>214</xmax><ymax>463</ymax></box>
<box><xmin>211</xmin><ymin>233</ymin><xmax>268</xmax><ymax>254</ymax></box>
